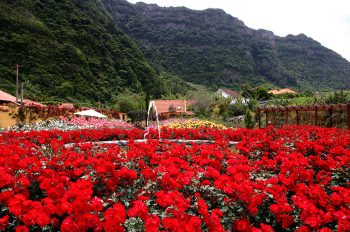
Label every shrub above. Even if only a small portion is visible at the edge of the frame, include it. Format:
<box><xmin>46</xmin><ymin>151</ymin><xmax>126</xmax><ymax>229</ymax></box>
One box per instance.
<box><xmin>244</xmin><ymin>109</ymin><xmax>254</xmax><ymax>129</ymax></box>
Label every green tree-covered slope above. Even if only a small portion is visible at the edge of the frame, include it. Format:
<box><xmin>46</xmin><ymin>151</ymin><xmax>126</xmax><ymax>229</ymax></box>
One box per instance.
<box><xmin>0</xmin><ymin>0</ymin><xmax>167</xmax><ymax>103</ymax></box>
<box><xmin>104</xmin><ymin>0</ymin><xmax>350</xmax><ymax>91</ymax></box>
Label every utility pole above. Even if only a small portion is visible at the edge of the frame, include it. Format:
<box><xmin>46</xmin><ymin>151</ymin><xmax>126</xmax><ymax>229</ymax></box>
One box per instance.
<box><xmin>15</xmin><ymin>64</ymin><xmax>22</xmax><ymax>103</ymax></box>
<box><xmin>21</xmin><ymin>82</ymin><xmax>24</xmax><ymax>103</ymax></box>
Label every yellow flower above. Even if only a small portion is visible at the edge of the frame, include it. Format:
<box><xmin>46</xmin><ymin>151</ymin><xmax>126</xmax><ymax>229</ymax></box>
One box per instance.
<box><xmin>168</xmin><ymin>119</ymin><xmax>226</xmax><ymax>129</ymax></box>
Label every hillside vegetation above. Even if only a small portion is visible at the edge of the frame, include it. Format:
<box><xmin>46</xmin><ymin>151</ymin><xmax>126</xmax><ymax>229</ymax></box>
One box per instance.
<box><xmin>104</xmin><ymin>0</ymin><xmax>350</xmax><ymax>91</ymax></box>
<box><xmin>0</xmin><ymin>0</ymin><xmax>169</xmax><ymax>103</ymax></box>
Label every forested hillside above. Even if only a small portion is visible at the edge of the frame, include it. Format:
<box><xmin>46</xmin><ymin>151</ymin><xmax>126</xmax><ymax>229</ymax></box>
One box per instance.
<box><xmin>0</xmin><ymin>0</ymin><xmax>168</xmax><ymax>103</ymax></box>
<box><xmin>104</xmin><ymin>0</ymin><xmax>350</xmax><ymax>91</ymax></box>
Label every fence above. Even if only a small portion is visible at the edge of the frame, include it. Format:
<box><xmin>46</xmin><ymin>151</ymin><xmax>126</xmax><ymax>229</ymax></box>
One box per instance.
<box><xmin>257</xmin><ymin>103</ymin><xmax>350</xmax><ymax>129</ymax></box>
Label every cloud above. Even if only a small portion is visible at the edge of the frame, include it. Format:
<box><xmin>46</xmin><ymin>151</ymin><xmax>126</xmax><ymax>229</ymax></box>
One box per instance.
<box><xmin>127</xmin><ymin>0</ymin><xmax>350</xmax><ymax>61</ymax></box>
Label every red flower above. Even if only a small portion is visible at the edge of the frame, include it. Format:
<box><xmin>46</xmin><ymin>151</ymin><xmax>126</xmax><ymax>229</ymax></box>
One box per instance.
<box><xmin>15</xmin><ymin>226</ymin><xmax>30</xmax><ymax>232</ymax></box>
<box><xmin>331</xmin><ymin>193</ymin><xmax>342</xmax><ymax>206</ymax></box>
<box><xmin>104</xmin><ymin>203</ymin><xmax>126</xmax><ymax>231</ymax></box>
<box><xmin>145</xmin><ymin>214</ymin><xmax>160</xmax><ymax>232</ymax></box>
<box><xmin>297</xmin><ymin>225</ymin><xmax>310</xmax><ymax>232</ymax></box>
<box><xmin>304</xmin><ymin>215</ymin><xmax>322</xmax><ymax>229</ymax></box>
<box><xmin>0</xmin><ymin>215</ymin><xmax>9</xmax><ymax>231</ymax></box>
<box><xmin>90</xmin><ymin>196</ymin><xmax>103</xmax><ymax>212</ymax></box>
<box><xmin>8</xmin><ymin>194</ymin><xmax>26</xmax><ymax>217</ymax></box>
<box><xmin>206</xmin><ymin>209</ymin><xmax>225</xmax><ymax>232</ymax></box>
<box><xmin>233</xmin><ymin>218</ymin><xmax>253</xmax><ymax>232</ymax></box>
<box><xmin>128</xmin><ymin>200</ymin><xmax>149</xmax><ymax>221</ymax></box>
<box><xmin>60</xmin><ymin>216</ymin><xmax>79</xmax><ymax>232</ymax></box>
<box><xmin>36</xmin><ymin>213</ymin><xmax>50</xmax><ymax>227</ymax></box>
<box><xmin>162</xmin><ymin>217</ymin><xmax>180</xmax><ymax>232</ymax></box>
<box><xmin>319</xmin><ymin>228</ymin><xmax>332</xmax><ymax>232</ymax></box>
<box><xmin>197</xmin><ymin>198</ymin><xmax>209</xmax><ymax>219</ymax></box>
<box><xmin>338</xmin><ymin>218</ymin><xmax>350</xmax><ymax>232</ymax></box>
<box><xmin>260</xmin><ymin>223</ymin><xmax>274</xmax><ymax>232</ymax></box>
<box><xmin>118</xmin><ymin>167</ymin><xmax>138</xmax><ymax>180</ymax></box>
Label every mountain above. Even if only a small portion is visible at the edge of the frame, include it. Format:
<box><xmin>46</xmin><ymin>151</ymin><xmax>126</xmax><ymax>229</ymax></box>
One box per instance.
<box><xmin>103</xmin><ymin>0</ymin><xmax>350</xmax><ymax>91</ymax></box>
<box><xmin>0</xmin><ymin>0</ymin><xmax>168</xmax><ymax>103</ymax></box>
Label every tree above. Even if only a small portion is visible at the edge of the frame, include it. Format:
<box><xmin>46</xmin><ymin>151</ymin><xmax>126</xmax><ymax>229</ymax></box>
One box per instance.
<box><xmin>253</xmin><ymin>86</ymin><xmax>271</xmax><ymax>100</ymax></box>
<box><xmin>211</xmin><ymin>97</ymin><xmax>231</xmax><ymax>119</ymax></box>
<box><xmin>324</xmin><ymin>91</ymin><xmax>349</xmax><ymax>104</ymax></box>
<box><xmin>186</xmin><ymin>89</ymin><xmax>214</xmax><ymax>116</ymax></box>
<box><xmin>241</xmin><ymin>84</ymin><xmax>271</xmax><ymax>100</ymax></box>
<box><xmin>244</xmin><ymin>109</ymin><xmax>254</xmax><ymax>129</ymax></box>
<box><xmin>57</xmin><ymin>81</ymin><xmax>74</xmax><ymax>98</ymax></box>
<box><xmin>113</xmin><ymin>91</ymin><xmax>145</xmax><ymax>113</ymax></box>
<box><xmin>227</xmin><ymin>100</ymin><xmax>245</xmax><ymax>116</ymax></box>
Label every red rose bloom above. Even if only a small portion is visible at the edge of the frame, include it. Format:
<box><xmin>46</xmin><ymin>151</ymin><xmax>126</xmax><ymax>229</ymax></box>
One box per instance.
<box><xmin>233</xmin><ymin>218</ymin><xmax>253</xmax><ymax>232</ymax></box>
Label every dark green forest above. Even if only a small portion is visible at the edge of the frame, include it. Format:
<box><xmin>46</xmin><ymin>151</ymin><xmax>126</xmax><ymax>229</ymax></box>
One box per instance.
<box><xmin>0</xmin><ymin>0</ymin><xmax>173</xmax><ymax>103</ymax></box>
<box><xmin>104</xmin><ymin>0</ymin><xmax>350</xmax><ymax>91</ymax></box>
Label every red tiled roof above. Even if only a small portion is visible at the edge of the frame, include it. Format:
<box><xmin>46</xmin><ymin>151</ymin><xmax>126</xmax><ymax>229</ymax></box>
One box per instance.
<box><xmin>152</xmin><ymin>100</ymin><xmax>187</xmax><ymax>114</ymax></box>
<box><xmin>58</xmin><ymin>103</ymin><xmax>75</xmax><ymax>109</ymax></box>
<box><xmin>221</xmin><ymin>89</ymin><xmax>241</xmax><ymax>98</ymax></box>
<box><xmin>0</xmin><ymin>90</ymin><xmax>18</xmax><ymax>104</ymax></box>
<box><xmin>268</xmin><ymin>88</ymin><xmax>297</xmax><ymax>95</ymax></box>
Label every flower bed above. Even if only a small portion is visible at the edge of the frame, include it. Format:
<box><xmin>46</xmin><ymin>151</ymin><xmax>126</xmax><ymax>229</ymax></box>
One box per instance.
<box><xmin>150</xmin><ymin>118</ymin><xmax>227</xmax><ymax>129</ymax></box>
<box><xmin>6</xmin><ymin>119</ymin><xmax>91</xmax><ymax>132</ymax></box>
<box><xmin>0</xmin><ymin>126</ymin><xmax>349</xmax><ymax>231</ymax></box>
<box><xmin>5</xmin><ymin>118</ymin><xmax>134</xmax><ymax>132</ymax></box>
<box><xmin>62</xmin><ymin>117</ymin><xmax>134</xmax><ymax>129</ymax></box>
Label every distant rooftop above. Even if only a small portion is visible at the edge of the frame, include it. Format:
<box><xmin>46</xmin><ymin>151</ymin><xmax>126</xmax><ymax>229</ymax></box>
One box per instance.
<box><xmin>268</xmin><ymin>88</ymin><xmax>297</xmax><ymax>95</ymax></box>
<box><xmin>217</xmin><ymin>89</ymin><xmax>241</xmax><ymax>98</ymax></box>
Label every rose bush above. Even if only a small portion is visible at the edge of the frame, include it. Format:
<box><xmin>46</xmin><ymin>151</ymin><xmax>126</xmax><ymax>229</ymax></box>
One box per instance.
<box><xmin>0</xmin><ymin>125</ymin><xmax>349</xmax><ymax>231</ymax></box>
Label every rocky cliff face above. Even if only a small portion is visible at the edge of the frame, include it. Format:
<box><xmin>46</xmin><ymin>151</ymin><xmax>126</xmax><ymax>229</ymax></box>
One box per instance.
<box><xmin>104</xmin><ymin>0</ymin><xmax>350</xmax><ymax>91</ymax></box>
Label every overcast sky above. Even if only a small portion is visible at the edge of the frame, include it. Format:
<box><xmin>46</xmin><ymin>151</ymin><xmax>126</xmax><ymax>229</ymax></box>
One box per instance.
<box><xmin>128</xmin><ymin>0</ymin><xmax>350</xmax><ymax>62</ymax></box>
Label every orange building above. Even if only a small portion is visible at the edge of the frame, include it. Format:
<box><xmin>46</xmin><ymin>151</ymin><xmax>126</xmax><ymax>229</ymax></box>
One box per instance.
<box><xmin>151</xmin><ymin>100</ymin><xmax>193</xmax><ymax>119</ymax></box>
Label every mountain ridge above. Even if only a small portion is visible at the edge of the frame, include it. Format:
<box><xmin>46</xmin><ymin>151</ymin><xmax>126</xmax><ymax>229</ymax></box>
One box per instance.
<box><xmin>105</xmin><ymin>0</ymin><xmax>350</xmax><ymax>91</ymax></box>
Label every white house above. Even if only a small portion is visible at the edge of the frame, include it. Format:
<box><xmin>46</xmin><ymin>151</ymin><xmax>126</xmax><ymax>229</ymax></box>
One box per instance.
<box><xmin>215</xmin><ymin>89</ymin><xmax>249</xmax><ymax>104</ymax></box>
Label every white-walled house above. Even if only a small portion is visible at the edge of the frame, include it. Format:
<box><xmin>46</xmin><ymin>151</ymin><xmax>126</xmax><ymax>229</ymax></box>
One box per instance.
<box><xmin>215</xmin><ymin>89</ymin><xmax>249</xmax><ymax>104</ymax></box>
<box><xmin>216</xmin><ymin>89</ymin><xmax>240</xmax><ymax>99</ymax></box>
